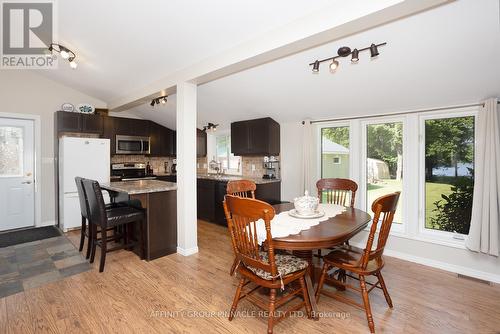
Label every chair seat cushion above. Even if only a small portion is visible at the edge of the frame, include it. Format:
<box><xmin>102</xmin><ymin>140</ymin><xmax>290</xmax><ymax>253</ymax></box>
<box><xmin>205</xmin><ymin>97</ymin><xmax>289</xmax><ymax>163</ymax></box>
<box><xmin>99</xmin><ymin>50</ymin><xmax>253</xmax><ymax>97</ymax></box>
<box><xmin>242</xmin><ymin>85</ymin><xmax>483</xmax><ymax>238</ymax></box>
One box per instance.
<box><xmin>245</xmin><ymin>251</ymin><xmax>308</xmax><ymax>280</ymax></box>
<box><xmin>106</xmin><ymin>206</ymin><xmax>144</xmax><ymax>226</ymax></box>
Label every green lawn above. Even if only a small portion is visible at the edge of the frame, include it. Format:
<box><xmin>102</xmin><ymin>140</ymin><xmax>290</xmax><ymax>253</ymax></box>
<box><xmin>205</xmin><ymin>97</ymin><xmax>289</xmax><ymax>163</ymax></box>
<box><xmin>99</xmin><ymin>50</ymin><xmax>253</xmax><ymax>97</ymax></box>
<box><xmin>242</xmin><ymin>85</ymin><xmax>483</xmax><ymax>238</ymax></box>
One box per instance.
<box><xmin>366</xmin><ymin>179</ymin><xmax>453</xmax><ymax>227</ymax></box>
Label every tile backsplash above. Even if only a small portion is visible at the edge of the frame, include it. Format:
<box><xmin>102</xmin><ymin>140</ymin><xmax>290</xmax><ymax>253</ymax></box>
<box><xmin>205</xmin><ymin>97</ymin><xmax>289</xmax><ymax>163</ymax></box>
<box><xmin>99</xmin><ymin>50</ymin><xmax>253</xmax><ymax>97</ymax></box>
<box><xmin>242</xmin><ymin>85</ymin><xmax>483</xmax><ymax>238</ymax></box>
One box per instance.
<box><xmin>111</xmin><ymin>155</ymin><xmax>175</xmax><ymax>174</ymax></box>
<box><xmin>197</xmin><ymin>155</ymin><xmax>280</xmax><ymax>179</ymax></box>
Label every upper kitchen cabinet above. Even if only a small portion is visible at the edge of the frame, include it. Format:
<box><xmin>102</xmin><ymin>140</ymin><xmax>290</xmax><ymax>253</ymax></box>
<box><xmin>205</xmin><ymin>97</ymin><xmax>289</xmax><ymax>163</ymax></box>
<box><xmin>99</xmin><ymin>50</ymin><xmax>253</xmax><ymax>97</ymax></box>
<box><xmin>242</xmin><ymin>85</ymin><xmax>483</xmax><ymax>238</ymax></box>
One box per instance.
<box><xmin>197</xmin><ymin>129</ymin><xmax>207</xmax><ymax>157</ymax></box>
<box><xmin>149</xmin><ymin>121</ymin><xmax>174</xmax><ymax>157</ymax></box>
<box><xmin>56</xmin><ymin>111</ymin><xmax>103</xmax><ymax>134</ymax></box>
<box><xmin>230</xmin><ymin>117</ymin><xmax>280</xmax><ymax>156</ymax></box>
<box><xmin>113</xmin><ymin>117</ymin><xmax>149</xmax><ymax>137</ymax></box>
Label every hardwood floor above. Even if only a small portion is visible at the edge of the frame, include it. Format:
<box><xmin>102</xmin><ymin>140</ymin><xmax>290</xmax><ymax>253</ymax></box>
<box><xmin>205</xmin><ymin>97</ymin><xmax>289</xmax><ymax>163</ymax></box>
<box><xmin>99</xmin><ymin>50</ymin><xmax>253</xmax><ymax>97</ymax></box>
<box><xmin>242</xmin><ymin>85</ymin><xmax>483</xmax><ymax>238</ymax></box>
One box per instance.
<box><xmin>1</xmin><ymin>220</ymin><xmax>499</xmax><ymax>333</ymax></box>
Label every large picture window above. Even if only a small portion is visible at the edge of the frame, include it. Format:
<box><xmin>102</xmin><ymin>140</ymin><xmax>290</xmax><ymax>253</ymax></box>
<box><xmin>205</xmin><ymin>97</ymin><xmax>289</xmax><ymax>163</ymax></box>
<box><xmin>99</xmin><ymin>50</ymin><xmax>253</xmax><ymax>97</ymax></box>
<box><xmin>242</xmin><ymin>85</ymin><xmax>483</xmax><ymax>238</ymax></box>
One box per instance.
<box><xmin>423</xmin><ymin>116</ymin><xmax>475</xmax><ymax>235</ymax></box>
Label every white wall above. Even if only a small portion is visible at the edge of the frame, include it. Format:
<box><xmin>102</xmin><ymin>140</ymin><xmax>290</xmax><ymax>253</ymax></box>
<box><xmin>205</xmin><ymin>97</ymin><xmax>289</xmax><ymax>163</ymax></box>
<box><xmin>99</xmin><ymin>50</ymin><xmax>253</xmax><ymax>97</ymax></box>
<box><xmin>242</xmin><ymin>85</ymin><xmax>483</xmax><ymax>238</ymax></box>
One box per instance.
<box><xmin>280</xmin><ymin>119</ymin><xmax>500</xmax><ymax>284</ymax></box>
<box><xmin>0</xmin><ymin>71</ymin><xmax>106</xmax><ymax>226</ymax></box>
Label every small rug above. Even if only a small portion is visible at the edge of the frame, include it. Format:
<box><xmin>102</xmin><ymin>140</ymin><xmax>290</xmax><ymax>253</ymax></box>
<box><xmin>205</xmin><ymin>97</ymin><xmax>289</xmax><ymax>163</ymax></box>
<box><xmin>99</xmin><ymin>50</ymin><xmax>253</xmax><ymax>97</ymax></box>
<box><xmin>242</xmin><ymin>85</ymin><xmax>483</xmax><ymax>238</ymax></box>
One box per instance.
<box><xmin>0</xmin><ymin>235</ymin><xmax>91</xmax><ymax>298</ymax></box>
<box><xmin>0</xmin><ymin>226</ymin><xmax>62</xmax><ymax>248</ymax></box>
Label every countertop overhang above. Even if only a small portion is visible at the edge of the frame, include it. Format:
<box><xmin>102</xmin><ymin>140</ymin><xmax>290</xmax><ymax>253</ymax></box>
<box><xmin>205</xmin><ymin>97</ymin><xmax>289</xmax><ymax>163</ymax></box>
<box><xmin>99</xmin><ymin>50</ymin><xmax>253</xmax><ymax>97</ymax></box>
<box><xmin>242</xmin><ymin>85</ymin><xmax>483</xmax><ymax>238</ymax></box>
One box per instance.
<box><xmin>101</xmin><ymin>180</ymin><xmax>177</xmax><ymax>194</ymax></box>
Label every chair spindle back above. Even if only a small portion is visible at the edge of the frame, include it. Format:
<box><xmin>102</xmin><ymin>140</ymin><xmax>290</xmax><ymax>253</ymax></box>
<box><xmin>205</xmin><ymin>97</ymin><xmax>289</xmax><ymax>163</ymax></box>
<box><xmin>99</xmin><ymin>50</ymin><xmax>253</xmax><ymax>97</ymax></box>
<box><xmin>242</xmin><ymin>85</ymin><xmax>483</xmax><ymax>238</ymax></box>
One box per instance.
<box><xmin>316</xmin><ymin>178</ymin><xmax>358</xmax><ymax>207</ymax></box>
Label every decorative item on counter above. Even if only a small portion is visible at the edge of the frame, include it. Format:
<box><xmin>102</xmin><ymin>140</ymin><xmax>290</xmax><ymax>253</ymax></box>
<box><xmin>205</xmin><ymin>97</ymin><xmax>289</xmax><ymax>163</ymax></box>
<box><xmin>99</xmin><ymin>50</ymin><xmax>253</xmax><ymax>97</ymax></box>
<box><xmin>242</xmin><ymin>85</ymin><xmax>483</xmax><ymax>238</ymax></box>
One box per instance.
<box><xmin>264</xmin><ymin>156</ymin><xmax>269</xmax><ymax>162</ymax></box>
<box><xmin>61</xmin><ymin>103</ymin><xmax>75</xmax><ymax>112</ymax></box>
<box><xmin>269</xmin><ymin>156</ymin><xmax>276</xmax><ymax>162</ymax></box>
<box><xmin>290</xmin><ymin>191</ymin><xmax>323</xmax><ymax>218</ymax></box>
<box><xmin>146</xmin><ymin>161</ymin><xmax>153</xmax><ymax>175</ymax></box>
<box><xmin>76</xmin><ymin>103</ymin><xmax>95</xmax><ymax>114</ymax></box>
<box><xmin>164</xmin><ymin>161</ymin><xmax>169</xmax><ymax>173</ymax></box>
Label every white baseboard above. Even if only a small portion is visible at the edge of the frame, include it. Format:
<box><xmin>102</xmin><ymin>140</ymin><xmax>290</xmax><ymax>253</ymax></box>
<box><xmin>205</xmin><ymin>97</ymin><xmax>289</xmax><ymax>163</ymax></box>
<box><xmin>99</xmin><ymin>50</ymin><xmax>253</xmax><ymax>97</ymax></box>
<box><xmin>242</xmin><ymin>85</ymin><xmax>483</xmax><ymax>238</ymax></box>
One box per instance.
<box><xmin>177</xmin><ymin>246</ymin><xmax>199</xmax><ymax>256</ymax></box>
<box><xmin>349</xmin><ymin>241</ymin><xmax>500</xmax><ymax>284</ymax></box>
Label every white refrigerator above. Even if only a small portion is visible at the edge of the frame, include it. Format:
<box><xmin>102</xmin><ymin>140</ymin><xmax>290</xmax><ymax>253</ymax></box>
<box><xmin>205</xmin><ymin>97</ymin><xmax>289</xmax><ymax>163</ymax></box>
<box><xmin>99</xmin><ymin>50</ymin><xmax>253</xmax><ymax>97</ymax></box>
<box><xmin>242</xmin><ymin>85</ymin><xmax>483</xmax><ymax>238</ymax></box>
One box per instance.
<box><xmin>59</xmin><ymin>137</ymin><xmax>110</xmax><ymax>231</ymax></box>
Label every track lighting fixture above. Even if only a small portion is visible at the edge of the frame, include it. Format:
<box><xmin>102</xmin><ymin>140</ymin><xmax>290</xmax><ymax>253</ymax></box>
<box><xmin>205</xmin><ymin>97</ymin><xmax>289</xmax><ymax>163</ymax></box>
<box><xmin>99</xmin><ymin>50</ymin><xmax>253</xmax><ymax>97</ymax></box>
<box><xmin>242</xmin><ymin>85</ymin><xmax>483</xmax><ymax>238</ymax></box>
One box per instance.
<box><xmin>48</xmin><ymin>43</ymin><xmax>78</xmax><ymax>69</ymax></box>
<box><xmin>202</xmin><ymin>123</ymin><xmax>219</xmax><ymax>132</ymax></box>
<box><xmin>150</xmin><ymin>95</ymin><xmax>168</xmax><ymax>106</ymax></box>
<box><xmin>309</xmin><ymin>42</ymin><xmax>386</xmax><ymax>73</ymax></box>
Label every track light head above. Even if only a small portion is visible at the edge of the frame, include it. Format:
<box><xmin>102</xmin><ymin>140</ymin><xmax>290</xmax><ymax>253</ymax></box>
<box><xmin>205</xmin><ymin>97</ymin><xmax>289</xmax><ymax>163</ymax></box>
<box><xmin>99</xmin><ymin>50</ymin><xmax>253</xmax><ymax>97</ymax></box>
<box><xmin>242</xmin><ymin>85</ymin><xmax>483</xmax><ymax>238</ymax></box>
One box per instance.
<box><xmin>312</xmin><ymin>60</ymin><xmax>320</xmax><ymax>73</ymax></box>
<box><xmin>351</xmin><ymin>49</ymin><xmax>359</xmax><ymax>63</ymax></box>
<box><xmin>370</xmin><ymin>44</ymin><xmax>379</xmax><ymax>57</ymax></box>
<box><xmin>329</xmin><ymin>59</ymin><xmax>339</xmax><ymax>72</ymax></box>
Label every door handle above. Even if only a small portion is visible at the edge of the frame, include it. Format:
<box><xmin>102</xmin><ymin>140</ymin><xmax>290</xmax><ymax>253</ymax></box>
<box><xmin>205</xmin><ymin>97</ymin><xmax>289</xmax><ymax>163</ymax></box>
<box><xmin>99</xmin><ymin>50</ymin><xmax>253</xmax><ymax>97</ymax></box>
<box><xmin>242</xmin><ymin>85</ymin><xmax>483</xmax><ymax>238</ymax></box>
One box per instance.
<box><xmin>22</xmin><ymin>181</ymin><xmax>32</xmax><ymax>184</ymax></box>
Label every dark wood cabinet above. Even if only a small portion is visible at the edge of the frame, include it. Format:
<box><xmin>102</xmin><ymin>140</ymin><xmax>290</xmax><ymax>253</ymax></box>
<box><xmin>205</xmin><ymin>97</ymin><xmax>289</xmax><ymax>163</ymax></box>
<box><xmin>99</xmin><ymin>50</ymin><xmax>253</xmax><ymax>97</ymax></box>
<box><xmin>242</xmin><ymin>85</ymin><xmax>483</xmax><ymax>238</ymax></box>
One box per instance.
<box><xmin>197</xmin><ymin>179</ymin><xmax>215</xmax><ymax>222</ymax></box>
<box><xmin>81</xmin><ymin>114</ymin><xmax>103</xmax><ymax>134</ymax></box>
<box><xmin>197</xmin><ymin>129</ymin><xmax>207</xmax><ymax>157</ymax></box>
<box><xmin>102</xmin><ymin>116</ymin><xmax>116</xmax><ymax>154</ymax></box>
<box><xmin>56</xmin><ymin>111</ymin><xmax>81</xmax><ymax>132</ymax></box>
<box><xmin>56</xmin><ymin>112</ymin><xmax>176</xmax><ymax>157</ymax></box>
<box><xmin>149</xmin><ymin>121</ymin><xmax>173</xmax><ymax>157</ymax></box>
<box><xmin>56</xmin><ymin>111</ymin><xmax>103</xmax><ymax>134</ymax></box>
<box><xmin>196</xmin><ymin>178</ymin><xmax>281</xmax><ymax>226</ymax></box>
<box><xmin>231</xmin><ymin>117</ymin><xmax>280</xmax><ymax>156</ymax></box>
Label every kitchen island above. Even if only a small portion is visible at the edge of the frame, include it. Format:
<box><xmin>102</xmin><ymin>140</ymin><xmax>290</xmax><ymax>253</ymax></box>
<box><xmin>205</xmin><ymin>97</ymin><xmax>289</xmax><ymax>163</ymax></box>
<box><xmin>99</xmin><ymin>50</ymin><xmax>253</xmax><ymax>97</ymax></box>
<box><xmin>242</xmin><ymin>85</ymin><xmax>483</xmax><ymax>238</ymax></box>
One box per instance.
<box><xmin>101</xmin><ymin>180</ymin><xmax>177</xmax><ymax>261</ymax></box>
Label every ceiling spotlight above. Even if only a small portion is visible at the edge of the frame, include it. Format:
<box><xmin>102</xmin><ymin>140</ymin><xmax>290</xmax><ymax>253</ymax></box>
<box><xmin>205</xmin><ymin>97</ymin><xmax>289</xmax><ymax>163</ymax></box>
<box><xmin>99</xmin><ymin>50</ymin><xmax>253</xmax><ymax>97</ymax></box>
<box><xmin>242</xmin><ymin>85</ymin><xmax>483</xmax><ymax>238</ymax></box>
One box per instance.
<box><xmin>309</xmin><ymin>42</ymin><xmax>386</xmax><ymax>74</ymax></box>
<box><xmin>312</xmin><ymin>60</ymin><xmax>320</xmax><ymax>73</ymax></box>
<box><xmin>351</xmin><ymin>49</ymin><xmax>359</xmax><ymax>63</ymax></box>
<box><xmin>161</xmin><ymin>98</ymin><xmax>166</xmax><ymax>104</ymax></box>
<box><xmin>69</xmin><ymin>60</ymin><xmax>78</xmax><ymax>69</ymax></box>
<box><xmin>150</xmin><ymin>100</ymin><xmax>155</xmax><ymax>107</ymax></box>
<box><xmin>329</xmin><ymin>59</ymin><xmax>339</xmax><ymax>72</ymax></box>
<box><xmin>370</xmin><ymin>43</ymin><xmax>379</xmax><ymax>57</ymax></box>
<box><xmin>60</xmin><ymin>49</ymin><xmax>69</xmax><ymax>59</ymax></box>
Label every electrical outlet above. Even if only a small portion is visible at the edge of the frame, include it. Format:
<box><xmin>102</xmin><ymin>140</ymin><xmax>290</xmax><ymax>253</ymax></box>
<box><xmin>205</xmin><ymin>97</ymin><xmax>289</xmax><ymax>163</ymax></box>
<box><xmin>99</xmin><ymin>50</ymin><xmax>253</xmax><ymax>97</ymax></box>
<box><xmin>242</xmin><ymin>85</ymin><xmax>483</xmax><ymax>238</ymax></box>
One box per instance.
<box><xmin>197</xmin><ymin>163</ymin><xmax>200</xmax><ymax>168</ymax></box>
<box><xmin>251</xmin><ymin>164</ymin><xmax>256</xmax><ymax>171</ymax></box>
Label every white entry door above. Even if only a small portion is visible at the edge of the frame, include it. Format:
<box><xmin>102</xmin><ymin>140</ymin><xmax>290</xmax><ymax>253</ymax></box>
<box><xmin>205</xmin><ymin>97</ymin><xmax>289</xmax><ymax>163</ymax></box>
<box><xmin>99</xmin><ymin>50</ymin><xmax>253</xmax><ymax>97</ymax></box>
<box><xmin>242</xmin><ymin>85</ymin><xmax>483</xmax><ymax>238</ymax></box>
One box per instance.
<box><xmin>0</xmin><ymin>117</ymin><xmax>35</xmax><ymax>231</ymax></box>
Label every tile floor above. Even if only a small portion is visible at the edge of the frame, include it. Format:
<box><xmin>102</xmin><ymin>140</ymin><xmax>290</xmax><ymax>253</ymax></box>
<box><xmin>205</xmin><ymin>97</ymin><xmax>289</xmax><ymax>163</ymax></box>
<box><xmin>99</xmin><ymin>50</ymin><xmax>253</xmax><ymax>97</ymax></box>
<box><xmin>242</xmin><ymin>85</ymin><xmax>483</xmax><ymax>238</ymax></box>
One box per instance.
<box><xmin>0</xmin><ymin>235</ymin><xmax>91</xmax><ymax>298</ymax></box>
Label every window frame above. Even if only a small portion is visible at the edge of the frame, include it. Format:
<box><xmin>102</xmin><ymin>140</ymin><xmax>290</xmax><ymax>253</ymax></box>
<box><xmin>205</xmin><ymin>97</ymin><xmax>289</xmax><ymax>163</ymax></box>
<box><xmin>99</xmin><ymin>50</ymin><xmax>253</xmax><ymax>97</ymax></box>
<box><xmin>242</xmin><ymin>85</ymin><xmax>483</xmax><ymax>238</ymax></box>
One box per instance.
<box><xmin>360</xmin><ymin>116</ymin><xmax>408</xmax><ymax>236</ymax></box>
<box><xmin>417</xmin><ymin>108</ymin><xmax>478</xmax><ymax>245</ymax></box>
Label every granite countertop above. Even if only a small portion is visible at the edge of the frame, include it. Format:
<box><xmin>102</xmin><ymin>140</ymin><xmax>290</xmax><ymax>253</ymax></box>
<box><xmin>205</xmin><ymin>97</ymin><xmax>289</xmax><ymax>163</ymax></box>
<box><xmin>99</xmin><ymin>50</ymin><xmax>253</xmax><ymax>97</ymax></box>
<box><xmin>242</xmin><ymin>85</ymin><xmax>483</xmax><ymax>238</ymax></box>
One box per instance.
<box><xmin>101</xmin><ymin>180</ymin><xmax>177</xmax><ymax>194</ymax></box>
<box><xmin>196</xmin><ymin>174</ymin><xmax>281</xmax><ymax>184</ymax></box>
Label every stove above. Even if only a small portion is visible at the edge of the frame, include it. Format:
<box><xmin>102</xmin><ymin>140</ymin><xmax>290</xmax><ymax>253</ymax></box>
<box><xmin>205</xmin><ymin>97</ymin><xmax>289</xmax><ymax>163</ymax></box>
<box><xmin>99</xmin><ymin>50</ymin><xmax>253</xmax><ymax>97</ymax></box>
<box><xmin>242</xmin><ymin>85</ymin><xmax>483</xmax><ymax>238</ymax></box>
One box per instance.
<box><xmin>111</xmin><ymin>163</ymin><xmax>156</xmax><ymax>181</ymax></box>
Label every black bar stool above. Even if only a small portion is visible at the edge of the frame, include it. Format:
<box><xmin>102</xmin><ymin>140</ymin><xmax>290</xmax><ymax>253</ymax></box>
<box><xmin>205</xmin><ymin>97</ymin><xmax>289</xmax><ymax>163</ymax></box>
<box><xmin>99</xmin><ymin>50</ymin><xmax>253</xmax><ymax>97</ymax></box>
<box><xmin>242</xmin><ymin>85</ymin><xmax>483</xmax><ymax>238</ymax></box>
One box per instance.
<box><xmin>82</xmin><ymin>179</ymin><xmax>145</xmax><ymax>272</ymax></box>
<box><xmin>75</xmin><ymin>177</ymin><xmax>128</xmax><ymax>259</ymax></box>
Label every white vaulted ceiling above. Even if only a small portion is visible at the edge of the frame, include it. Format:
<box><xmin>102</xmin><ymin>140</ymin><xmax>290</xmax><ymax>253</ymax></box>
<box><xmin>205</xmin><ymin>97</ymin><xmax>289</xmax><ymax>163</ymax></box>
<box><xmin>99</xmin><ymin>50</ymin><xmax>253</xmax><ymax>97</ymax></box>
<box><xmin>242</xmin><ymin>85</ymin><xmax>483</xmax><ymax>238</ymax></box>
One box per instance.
<box><xmin>35</xmin><ymin>0</ymin><xmax>335</xmax><ymax>102</ymax></box>
<box><xmin>126</xmin><ymin>0</ymin><xmax>500</xmax><ymax>130</ymax></box>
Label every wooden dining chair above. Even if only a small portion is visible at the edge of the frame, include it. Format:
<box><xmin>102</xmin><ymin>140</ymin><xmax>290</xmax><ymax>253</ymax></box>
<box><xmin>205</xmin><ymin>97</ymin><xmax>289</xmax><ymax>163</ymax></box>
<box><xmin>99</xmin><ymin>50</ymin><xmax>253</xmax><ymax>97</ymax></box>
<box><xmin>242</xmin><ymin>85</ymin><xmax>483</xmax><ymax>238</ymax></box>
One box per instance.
<box><xmin>223</xmin><ymin>195</ymin><xmax>312</xmax><ymax>334</ymax></box>
<box><xmin>315</xmin><ymin>192</ymin><xmax>401</xmax><ymax>334</ymax></box>
<box><xmin>316</xmin><ymin>178</ymin><xmax>358</xmax><ymax>257</ymax></box>
<box><xmin>316</xmin><ymin>178</ymin><xmax>358</xmax><ymax>207</ymax></box>
<box><xmin>226</xmin><ymin>180</ymin><xmax>257</xmax><ymax>275</ymax></box>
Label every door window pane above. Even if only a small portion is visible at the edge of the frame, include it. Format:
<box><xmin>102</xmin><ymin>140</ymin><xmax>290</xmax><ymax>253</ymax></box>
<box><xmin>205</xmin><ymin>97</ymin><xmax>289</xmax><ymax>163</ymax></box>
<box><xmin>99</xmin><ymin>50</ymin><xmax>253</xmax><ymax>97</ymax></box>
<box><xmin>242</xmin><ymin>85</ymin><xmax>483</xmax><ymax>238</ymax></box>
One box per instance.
<box><xmin>0</xmin><ymin>126</ymin><xmax>23</xmax><ymax>176</ymax></box>
<box><xmin>321</xmin><ymin>127</ymin><xmax>349</xmax><ymax>178</ymax></box>
<box><xmin>366</xmin><ymin>122</ymin><xmax>403</xmax><ymax>223</ymax></box>
<box><xmin>424</xmin><ymin>116</ymin><xmax>474</xmax><ymax>234</ymax></box>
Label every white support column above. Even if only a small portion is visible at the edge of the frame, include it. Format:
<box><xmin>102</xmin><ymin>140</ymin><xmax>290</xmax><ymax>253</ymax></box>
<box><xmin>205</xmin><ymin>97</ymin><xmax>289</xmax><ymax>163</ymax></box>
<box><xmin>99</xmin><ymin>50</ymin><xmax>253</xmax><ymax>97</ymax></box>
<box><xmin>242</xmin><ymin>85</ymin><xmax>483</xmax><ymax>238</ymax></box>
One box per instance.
<box><xmin>176</xmin><ymin>82</ymin><xmax>198</xmax><ymax>256</ymax></box>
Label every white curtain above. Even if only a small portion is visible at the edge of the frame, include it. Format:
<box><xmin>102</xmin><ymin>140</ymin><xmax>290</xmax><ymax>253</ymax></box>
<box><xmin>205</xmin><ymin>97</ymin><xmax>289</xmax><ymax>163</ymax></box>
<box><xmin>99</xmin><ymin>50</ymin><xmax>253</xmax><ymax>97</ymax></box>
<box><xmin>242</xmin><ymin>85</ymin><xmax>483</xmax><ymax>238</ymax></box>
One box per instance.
<box><xmin>301</xmin><ymin>120</ymin><xmax>313</xmax><ymax>195</ymax></box>
<box><xmin>466</xmin><ymin>98</ymin><xmax>500</xmax><ymax>256</ymax></box>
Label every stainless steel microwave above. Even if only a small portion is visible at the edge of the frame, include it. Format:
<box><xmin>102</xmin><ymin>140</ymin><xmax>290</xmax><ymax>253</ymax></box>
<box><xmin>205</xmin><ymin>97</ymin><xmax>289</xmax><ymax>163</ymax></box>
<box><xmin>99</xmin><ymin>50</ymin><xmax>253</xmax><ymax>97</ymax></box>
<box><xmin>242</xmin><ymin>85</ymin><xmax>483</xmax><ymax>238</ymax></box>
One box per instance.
<box><xmin>115</xmin><ymin>135</ymin><xmax>150</xmax><ymax>154</ymax></box>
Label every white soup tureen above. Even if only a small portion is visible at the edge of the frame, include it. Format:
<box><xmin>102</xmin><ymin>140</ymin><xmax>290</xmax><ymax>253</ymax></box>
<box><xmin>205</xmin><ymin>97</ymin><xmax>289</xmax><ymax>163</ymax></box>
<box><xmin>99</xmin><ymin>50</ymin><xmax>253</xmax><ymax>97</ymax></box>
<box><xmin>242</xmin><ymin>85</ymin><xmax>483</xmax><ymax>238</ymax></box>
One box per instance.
<box><xmin>293</xmin><ymin>191</ymin><xmax>319</xmax><ymax>216</ymax></box>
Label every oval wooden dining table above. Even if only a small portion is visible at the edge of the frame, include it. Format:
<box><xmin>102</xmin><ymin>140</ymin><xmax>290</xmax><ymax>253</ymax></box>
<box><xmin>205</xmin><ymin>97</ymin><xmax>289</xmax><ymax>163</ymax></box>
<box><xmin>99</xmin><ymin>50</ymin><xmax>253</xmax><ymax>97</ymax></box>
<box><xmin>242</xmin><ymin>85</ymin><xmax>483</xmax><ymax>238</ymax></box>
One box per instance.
<box><xmin>271</xmin><ymin>203</ymin><xmax>372</xmax><ymax>319</ymax></box>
